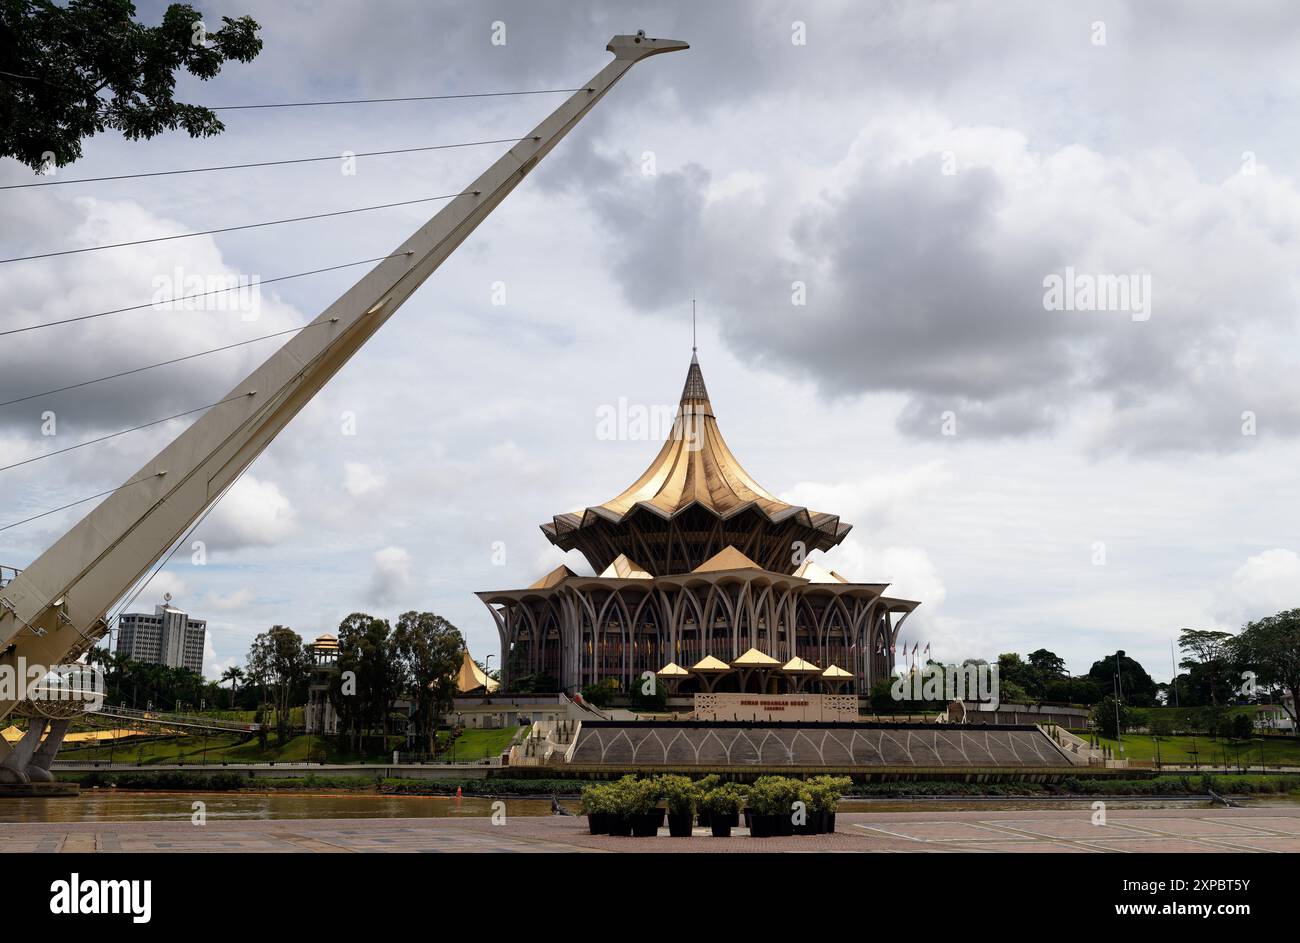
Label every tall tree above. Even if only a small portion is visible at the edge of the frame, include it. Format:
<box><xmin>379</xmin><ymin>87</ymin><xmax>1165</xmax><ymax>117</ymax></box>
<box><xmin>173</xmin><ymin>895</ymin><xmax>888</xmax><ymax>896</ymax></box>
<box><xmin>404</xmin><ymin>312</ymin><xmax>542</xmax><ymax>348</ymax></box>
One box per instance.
<box><xmin>392</xmin><ymin>611</ymin><xmax>465</xmax><ymax>755</ymax></box>
<box><xmin>1027</xmin><ymin>649</ymin><xmax>1067</xmax><ymax>680</ymax></box>
<box><xmin>220</xmin><ymin>665</ymin><xmax>244</xmax><ymax>709</ymax></box>
<box><xmin>0</xmin><ymin>0</ymin><xmax>262</xmax><ymax>171</ymax></box>
<box><xmin>1232</xmin><ymin>609</ymin><xmax>1300</xmax><ymax>735</ymax></box>
<box><xmin>246</xmin><ymin>626</ymin><xmax>307</xmax><ymax>741</ymax></box>
<box><xmin>333</xmin><ymin>613</ymin><xmax>400</xmax><ymax>752</ymax></box>
<box><xmin>1088</xmin><ymin>650</ymin><xmax>1158</xmax><ymax>706</ymax></box>
<box><xmin>1177</xmin><ymin>628</ymin><xmax>1236</xmax><ymax>706</ymax></box>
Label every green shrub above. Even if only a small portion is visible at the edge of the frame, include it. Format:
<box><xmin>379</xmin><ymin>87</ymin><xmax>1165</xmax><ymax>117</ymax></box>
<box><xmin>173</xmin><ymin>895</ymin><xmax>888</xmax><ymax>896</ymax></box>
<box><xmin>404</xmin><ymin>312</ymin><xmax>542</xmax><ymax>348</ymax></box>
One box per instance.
<box><xmin>656</xmin><ymin>774</ymin><xmax>698</xmax><ymax>815</ymax></box>
<box><xmin>806</xmin><ymin>775</ymin><xmax>851</xmax><ymax>812</ymax></box>
<box><xmin>701</xmin><ymin>783</ymin><xmax>745</xmax><ymax>816</ymax></box>
<box><xmin>747</xmin><ymin>776</ymin><xmax>805</xmax><ymax>816</ymax></box>
<box><xmin>579</xmin><ymin>783</ymin><xmax>615</xmax><ymax>815</ymax></box>
<box><xmin>607</xmin><ymin>775</ymin><xmax>659</xmax><ymax>816</ymax></box>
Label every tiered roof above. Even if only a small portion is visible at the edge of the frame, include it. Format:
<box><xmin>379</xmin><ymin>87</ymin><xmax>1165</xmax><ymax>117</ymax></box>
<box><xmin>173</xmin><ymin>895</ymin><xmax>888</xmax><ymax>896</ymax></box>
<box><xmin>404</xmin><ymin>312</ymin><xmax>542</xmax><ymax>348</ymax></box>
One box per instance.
<box><xmin>541</xmin><ymin>355</ymin><xmax>851</xmax><ymax>575</ymax></box>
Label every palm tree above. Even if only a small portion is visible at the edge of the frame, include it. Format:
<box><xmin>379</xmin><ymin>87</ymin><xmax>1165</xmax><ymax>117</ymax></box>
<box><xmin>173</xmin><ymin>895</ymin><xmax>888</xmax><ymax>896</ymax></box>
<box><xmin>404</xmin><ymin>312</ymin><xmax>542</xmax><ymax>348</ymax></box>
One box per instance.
<box><xmin>221</xmin><ymin>666</ymin><xmax>245</xmax><ymax>710</ymax></box>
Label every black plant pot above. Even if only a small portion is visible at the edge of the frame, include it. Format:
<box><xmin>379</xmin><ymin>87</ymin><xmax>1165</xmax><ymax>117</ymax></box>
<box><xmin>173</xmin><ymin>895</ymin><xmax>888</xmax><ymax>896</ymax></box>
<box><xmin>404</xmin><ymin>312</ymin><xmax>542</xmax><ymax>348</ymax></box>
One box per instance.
<box><xmin>667</xmin><ymin>812</ymin><xmax>694</xmax><ymax>837</ymax></box>
<box><xmin>794</xmin><ymin>814</ymin><xmax>820</xmax><ymax>836</ymax></box>
<box><xmin>587</xmin><ymin>813</ymin><xmax>611</xmax><ymax>835</ymax></box>
<box><xmin>607</xmin><ymin>816</ymin><xmax>634</xmax><ymax>837</ymax></box>
<box><xmin>748</xmin><ymin>814</ymin><xmax>775</xmax><ymax>838</ymax></box>
<box><xmin>776</xmin><ymin>815</ymin><xmax>794</xmax><ymax>837</ymax></box>
<box><xmin>697</xmin><ymin>810</ymin><xmax>711</xmax><ymax>828</ymax></box>
<box><xmin>711</xmin><ymin>821</ymin><xmax>733</xmax><ymax>838</ymax></box>
<box><xmin>631</xmin><ymin>812</ymin><xmax>661</xmax><ymax>837</ymax></box>
<box><xmin>824</xmin><ymin>811</ymin><xmax>836</xmax><ymax>834</ymax></box>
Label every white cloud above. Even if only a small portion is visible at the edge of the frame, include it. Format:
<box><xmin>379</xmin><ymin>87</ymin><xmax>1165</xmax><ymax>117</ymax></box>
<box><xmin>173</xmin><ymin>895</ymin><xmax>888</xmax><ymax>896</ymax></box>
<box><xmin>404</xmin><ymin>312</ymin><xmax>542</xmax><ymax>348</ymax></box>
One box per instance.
<box><xmin>207</xmin><ymin>587</ymin><xmax>255</xmax><ymax>611</ymax></box>
<box><xmin>368</xmin><ymin>546</ymin><xmax>412</xmax><ymax>605</ymax></box>
<box><xmin>783</xmin><ymin>462</ymin><xmax>953</xmax><ymax>530</ymax></box>
<box><xmin>133</xmin><ymin>571</ymin><xmax>188</xmax><ymax>610</ymax></box>
<box><xmin>343</xmin><ymin>461</ymin><xmax>386</xmax><ymax>497</ymax></box>
<box><xmin>1214</xmin><ymin>548</ymin><xmax>1300</xmax><ymax>626</ymax></box>
<box><xmin>199</xmin><ymin>475</ymin><xmax>296</xmax><ymax>550</ymax></box>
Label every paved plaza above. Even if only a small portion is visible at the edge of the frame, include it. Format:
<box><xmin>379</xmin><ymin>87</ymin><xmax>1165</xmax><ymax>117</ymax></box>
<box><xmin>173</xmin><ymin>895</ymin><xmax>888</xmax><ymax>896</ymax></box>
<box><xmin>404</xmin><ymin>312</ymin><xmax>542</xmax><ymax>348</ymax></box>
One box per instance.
<box><xmin>3</xmin><ymin>806</ymin><xmax>1300</xmax><ymax>853</ymax></box>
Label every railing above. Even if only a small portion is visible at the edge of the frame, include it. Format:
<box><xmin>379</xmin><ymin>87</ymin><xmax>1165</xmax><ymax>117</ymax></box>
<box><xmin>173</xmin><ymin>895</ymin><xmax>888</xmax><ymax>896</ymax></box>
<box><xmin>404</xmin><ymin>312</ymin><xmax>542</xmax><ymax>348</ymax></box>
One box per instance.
<box><xmin>1042</xmin><ymin>723</ymin><xmax>1127</xmax><ymax>767</ymax></box>
<box><xmin>0</xmin><ymin>564</ymin><xmax>21</xmax><ymax>589</ymax></box>
<box><xmin>91</xmin><ymin>704</ymin><xmax>261</xmax><ymax>733</ymax></box>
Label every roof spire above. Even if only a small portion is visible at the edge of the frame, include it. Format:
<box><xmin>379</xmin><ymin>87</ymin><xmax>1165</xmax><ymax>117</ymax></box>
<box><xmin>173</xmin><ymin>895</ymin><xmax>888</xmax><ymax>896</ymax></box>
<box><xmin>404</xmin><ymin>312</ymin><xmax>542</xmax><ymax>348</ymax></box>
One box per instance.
<box><xmin>691</xmin><ymin>294</ymin><xmax>697</xmax><ymax>362</ymax></box>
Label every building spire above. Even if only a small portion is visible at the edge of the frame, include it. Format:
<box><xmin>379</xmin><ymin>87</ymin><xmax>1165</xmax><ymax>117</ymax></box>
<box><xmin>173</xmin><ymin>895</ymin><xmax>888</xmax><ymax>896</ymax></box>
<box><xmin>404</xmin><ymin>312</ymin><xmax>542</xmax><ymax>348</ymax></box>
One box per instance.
<box><xmin>681</xmin><ymin>295</ymin><xmax>708</xmax><ymax>402</ymax></box>
<box><xmin>691</xmin><ymin>295</ymin><xmax>697</xmax><ymax>362</ymax></box>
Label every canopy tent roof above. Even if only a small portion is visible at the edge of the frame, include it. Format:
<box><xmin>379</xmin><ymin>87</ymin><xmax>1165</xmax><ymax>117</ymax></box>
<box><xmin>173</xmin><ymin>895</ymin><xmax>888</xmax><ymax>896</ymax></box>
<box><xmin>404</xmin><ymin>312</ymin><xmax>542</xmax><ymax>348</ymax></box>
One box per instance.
<box><xmin>693</xmin><ymin>546</ymin><xmax>762</xmax><ymax>574</ymax></box>
<box><xmin>454</xmin><ymin>649</ymin><xmax>500</xmax><ymax>694</ymax></box>
<box><xmin>781</xmin><ymin>656</ymin><xmax>822</xmax><ymax>674</ymax></box>
<box><xmin>529</xmin><ymin>564</ymin><xmax>576</xmax><ymax>590</ymax></box>
<box><xmin>599</xmin><ymin>553</ymin><xmax>653</xmax><ymax>580</ymax></box>
<box><xmin>656</xmin><ymin>661</ymin><xmax>691</xmax><ymax>678</ymax></box>
<box><xmin>792</xmin><ymin>559</ymin><xmax>848</xmax><ymax>584</ymax></box>
<box><xmin>731</xmin><ymin>646</ymin><xmax>781</xmax><ymax>668</ymax></box>
<box><xmin>821</xmin><ymin>664</ymin><xmax>853</xmax><ymax>679</ymax></box>
<box><xmin>690</xmin><ymin>655</ymin><xmax>732</xmax><ymax>673</ymax></box>
<box><xmin>540</xmin><ymin>355</ymin><xmax>851</xmax><ymax>574</ymax></box>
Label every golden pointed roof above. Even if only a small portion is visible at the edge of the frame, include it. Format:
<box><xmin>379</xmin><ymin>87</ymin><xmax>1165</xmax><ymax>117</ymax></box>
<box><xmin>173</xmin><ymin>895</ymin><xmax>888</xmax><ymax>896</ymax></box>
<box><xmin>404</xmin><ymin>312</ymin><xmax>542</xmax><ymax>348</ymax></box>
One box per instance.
<box><xmin>593</xmin><ymin>355</ymin><xmax>793</xmax><ymax>520</ymax></box>
<box><xmin>692</xmin><ymin>546</ymin><xmax>762</xmax><ymax>574</ymax></box>
<box><xmin>599</xmin><ymin>553</ymin><xmax>653</xmax><ymax>579</ymax></box>
<box><xmin>656</xmin><ymin>661</ymin><xmax>691</xmax><ymax>677</ymax></box>
<box><xmin>821</xmin><ymin>664</ymin><xmax>853</xmax><ymax>679</ymax></box>
<box><xmin>454</xmin><ymin>650</ymin><xmax>500</xmax><ymax>693</ymax></box>
<box><xmin>541</xmin><ymin>356</ymin><xmax>851</xmax><ymax>575</ymax></box>
<box><xmin>731</xmin><ymin>646</ymin><xmax>781</xmax><ymax>668</ymax></box>
<box><xmin>690</xmin><ymin>654</ymin><xmax>732</xmax><ymax>672</ymax></box>
<box><xmin>528</xmin><ymin>564</ymin><xmax>576</xmax><ymax>590</ymax></box>
<box><xmin>782</xmin><ymin>656</ymin><xmax>822</xmax><ymax>673</ymax></box>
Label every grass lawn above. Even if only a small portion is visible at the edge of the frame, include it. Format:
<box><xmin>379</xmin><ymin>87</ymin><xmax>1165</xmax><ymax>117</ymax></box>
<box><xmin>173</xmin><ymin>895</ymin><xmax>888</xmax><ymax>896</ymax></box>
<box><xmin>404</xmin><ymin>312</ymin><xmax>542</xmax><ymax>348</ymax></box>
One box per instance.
<box><xmin>58</xmin><ymin>733</ymin><xmax>372</xmax><ymax>765</ymax></box>
<box><xmin>58</xmin><ymin>725</ymin><xmax>521</xmax><ymax>765</ymax></box>
<box><xmin>1084</xmin><ymin>733</ymin><xmax>1300</xmax><ymax>767</ymax></box>
<box><xmin>436</xmin><ymin>725</ymin><xmax>520</xmax><ymax>761</ymax></box>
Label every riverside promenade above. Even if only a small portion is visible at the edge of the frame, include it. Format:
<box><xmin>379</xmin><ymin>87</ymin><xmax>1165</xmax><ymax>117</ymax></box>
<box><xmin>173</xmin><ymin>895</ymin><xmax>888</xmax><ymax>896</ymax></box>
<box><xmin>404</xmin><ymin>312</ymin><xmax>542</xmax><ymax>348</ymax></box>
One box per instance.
<box><xmin>3</xmin><ymin>806</ymin><xmax>1300</xmax><ymax>853</ymax></box>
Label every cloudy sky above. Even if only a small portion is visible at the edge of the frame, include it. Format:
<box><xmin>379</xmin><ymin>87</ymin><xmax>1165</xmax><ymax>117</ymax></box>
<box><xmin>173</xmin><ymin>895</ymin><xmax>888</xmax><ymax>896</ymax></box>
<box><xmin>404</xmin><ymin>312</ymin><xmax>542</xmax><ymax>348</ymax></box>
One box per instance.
<box><xmin>3</xmin><ymin>0</ymin><xmax>1299</xmax><ymax>685</ymax></box>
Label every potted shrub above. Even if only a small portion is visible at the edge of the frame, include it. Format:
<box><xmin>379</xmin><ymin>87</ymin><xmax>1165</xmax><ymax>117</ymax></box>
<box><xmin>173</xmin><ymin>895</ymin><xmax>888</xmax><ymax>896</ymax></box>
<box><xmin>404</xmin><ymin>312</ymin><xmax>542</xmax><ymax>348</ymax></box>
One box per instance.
<box><xmin>694</xmin><ymin>774</ymin><xmax>722</xmax><ymax>827</ymax></box>
<box><xmin>807</xmin><ymin>775</ymin><xmax>851</xmax><ymax>834</ymax></box>
<box><xmin>701</xmin><ymin>784</ymin><xmax>744</xmax><ymax>837</ymax></box>
<box><xmin>611</xmin><ymin>776</ymin><xmax>661</xmax><ymax>837</ymax></box>
<box><xmin>747</xmin><ymin>777</ymin><xmax>802</xmax><ymax>837</ymax></box>
<box><xmin>744</xmin><ymin>777</ymin><xmax>779</xmax><ymax>837</ymax></box>
<box><xmin>792</xmin><ymin>779</ymin><xmax>819</xmax><ymax>835</ymax></box>
<box><xmin>580</xmin><ymin>782</ymin><xmax>615</xmax><ymax>835</ymax></box>
<box><xmin>658</xmin><ymin>774</ymin><xmax>698</xmax><ymax>838</ymax></box>
<box><xmin>606</xmin><ymin>777</ymin><xmax>637</xmax><ymax>836</ymax></box>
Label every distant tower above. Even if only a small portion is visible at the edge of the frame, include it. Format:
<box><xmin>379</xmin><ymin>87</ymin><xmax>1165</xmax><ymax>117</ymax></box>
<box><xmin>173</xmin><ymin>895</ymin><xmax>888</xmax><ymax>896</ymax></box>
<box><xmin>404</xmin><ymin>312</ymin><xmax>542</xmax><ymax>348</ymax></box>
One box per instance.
<box><xmin>304</xmin><ymin>634</ymin><xmax>339</xmax><ymax>735</ymax></box>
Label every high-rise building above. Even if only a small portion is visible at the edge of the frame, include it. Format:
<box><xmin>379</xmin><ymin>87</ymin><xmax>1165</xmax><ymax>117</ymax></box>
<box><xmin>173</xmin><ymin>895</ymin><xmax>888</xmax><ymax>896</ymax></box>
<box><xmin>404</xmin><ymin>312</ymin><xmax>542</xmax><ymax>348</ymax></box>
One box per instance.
<box><xmin>115</xmin><ymin>598</ymin><xmax>206</xmax><ymax>673</ymax></box>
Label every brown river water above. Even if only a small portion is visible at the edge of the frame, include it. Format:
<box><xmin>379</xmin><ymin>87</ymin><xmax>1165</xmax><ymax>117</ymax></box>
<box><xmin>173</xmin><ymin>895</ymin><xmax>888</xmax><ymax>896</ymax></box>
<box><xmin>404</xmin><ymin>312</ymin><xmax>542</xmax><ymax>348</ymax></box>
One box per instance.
<box><xmin>2</xmin><ymin>792</ymin><xmax>1290</xmax><ymax>823</ymax></box>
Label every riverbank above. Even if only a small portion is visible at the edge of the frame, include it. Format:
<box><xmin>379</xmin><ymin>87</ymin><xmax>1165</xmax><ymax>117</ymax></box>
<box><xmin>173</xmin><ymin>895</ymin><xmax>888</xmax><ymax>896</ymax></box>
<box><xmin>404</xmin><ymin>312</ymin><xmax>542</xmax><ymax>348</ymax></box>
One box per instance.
<box><xmin>51</xmin><ymin>769</ymin><xmax>1300</xmax><ymax>800</ymax></box>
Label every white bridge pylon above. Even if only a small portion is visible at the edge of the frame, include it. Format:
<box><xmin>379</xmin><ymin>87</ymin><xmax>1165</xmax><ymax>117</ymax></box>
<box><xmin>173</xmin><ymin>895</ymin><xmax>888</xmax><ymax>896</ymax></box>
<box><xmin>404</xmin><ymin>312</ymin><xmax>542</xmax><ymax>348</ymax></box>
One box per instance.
<box><xmin>0</xmin><ymin>33</ymin><xmax>688</xmax><ymax>783</ymax></box>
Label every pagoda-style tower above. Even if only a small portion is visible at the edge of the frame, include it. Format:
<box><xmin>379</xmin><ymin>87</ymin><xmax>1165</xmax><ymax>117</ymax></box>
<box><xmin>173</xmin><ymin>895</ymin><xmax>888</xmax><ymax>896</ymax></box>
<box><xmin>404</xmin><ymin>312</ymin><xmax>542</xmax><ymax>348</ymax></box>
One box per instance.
<box><xmin>478</xmin><ymin>355</ymin><xmax>920</xmax><ymax>697</ymax></box>
<box><xmin>541</xmin><ymin>355</ymin><xmax>850</xmax><ymax>575</ymax></box>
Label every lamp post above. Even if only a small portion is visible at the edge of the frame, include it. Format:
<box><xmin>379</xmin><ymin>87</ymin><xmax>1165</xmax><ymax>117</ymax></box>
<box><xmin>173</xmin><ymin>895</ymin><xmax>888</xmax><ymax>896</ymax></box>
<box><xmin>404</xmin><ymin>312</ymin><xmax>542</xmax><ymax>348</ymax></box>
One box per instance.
<box><xmin>1113</xmin><ymin>652</ymin><xmax>1124</xmax><ymax>760</ymax></box>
